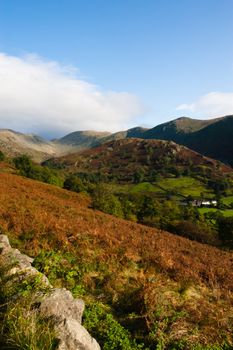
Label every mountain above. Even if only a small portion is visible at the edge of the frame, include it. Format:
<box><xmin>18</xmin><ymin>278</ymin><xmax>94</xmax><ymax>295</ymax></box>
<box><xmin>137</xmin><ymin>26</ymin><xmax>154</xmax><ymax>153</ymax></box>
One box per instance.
<box><xmin>51</xmin><ymin>115</ymin><xmax>233</xmax><ymax>166</ymax></box>
<box><xmin>183</xmin><ymin>116</ymin><xmax>233</xmax><ymax>164</ymax></box>
<box><xmin>105</xmin><ymin>126</ymin><xmax>148</xmax><ymax>140</ymax></box>
<box><xmin>0</xmin><ymin>170</ymin><xmax>232</xmax><ymax>347</ymax></box>
<box><xmin>55</xmin><ymin>130</ymin><xmax>111</xmax><ymax>148</ymax></box>
<box><xmin>144</xmin><ymin>116</ymin><xmax>221</xmax><ymax>139</ymax></box>
<box><xmin>0</xmin><ymin>129</ymin><xmax>111</xmax><ymax>162</ymax></box>
<box><xmin>0</xmin><ymin>115</ymin><xmax>232</xmax><ymax>165</ymax></box>
<box><xmin>54</xmin><ymin>127</ymin><xmax>148</xmax><ymax>149</ymax></box>
<box><xmin>0</xmin><ymin>129</ymin><xmax>57</xmax><ymax>162</ymax></box>
<box><xmin>143</xmin><ymin>115</ymin><xmax>233</xmax><ymax>165</ymax></box>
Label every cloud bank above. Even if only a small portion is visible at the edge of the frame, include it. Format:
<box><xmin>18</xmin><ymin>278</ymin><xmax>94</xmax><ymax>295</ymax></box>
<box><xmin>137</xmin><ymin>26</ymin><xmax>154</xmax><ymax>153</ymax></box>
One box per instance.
<box><xmin>0</xmin><ymin>53</ymin><xmax>144</xmax><ymax>138</ymax></box>
<box><xmin>177</xmin><ymin>92</ymin><xmax>233</xmax><ymax>118</ymax></box>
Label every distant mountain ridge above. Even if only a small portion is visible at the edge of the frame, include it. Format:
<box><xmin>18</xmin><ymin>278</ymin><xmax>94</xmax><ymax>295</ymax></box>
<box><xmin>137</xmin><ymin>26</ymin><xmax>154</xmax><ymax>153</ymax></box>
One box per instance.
<box><xmin>144</xmin><ymin>116</ymin><xmax>220</xmax><ymax>138</ymax></box>
<box><xmin>0</xmin><ymin>115</ymin><xmax>232</xmax><ymax>164</ymax></box>
<box><xmin>143</xmin><ymin>115</ymin><xmax>233</xmax><ymax>165</ymax></box>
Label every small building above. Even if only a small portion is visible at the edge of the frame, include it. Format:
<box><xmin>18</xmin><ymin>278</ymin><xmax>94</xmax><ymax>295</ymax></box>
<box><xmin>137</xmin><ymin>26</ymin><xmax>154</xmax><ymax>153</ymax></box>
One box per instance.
<box><xmin>181</xmin><ymin>199</ymin><xmax>217</xmax><ymax>207</ymax></box>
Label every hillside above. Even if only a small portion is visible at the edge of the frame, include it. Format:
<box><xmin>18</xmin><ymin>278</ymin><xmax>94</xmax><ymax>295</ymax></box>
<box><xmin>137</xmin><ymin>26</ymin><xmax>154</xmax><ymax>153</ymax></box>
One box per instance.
<box><xmin>0</xmin><ymin>169</ymin><xmax>232</xmax><ymax>348</ymax></box>
<box><xmin>45</xmin><ymin>138</ymin><xmax>232</xmax><ymax>182</ymax></box>
<box><xmin>144</xmin><ymin>115</ymin><xmax>233</xmax><ymax>165</ymax></box>
<box><xmin>0</xmin><ymin>129</ymin><xmax>57</xmax><ymax>162</ymax></box>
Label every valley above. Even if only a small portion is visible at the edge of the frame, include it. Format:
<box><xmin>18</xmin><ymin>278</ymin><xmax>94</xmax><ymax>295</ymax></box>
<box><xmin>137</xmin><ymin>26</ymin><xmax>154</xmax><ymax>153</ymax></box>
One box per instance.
<box><xmin>0</xmin><ymin>116</ymin><xmax>233</xmax><ymax>349</ymax></box>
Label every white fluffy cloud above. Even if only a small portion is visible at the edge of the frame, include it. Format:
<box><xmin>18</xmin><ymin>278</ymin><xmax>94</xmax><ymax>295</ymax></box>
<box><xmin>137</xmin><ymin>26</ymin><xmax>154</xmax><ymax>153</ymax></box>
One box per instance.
<box><xmin>0</xmin><ymin>53</ymin><xmax>144</xmax><ymax>138</ymax></box>
<box><xmin>177</xmin><ymin>92</ymin><xmax>233</xmax><ymax>118</ymax></box>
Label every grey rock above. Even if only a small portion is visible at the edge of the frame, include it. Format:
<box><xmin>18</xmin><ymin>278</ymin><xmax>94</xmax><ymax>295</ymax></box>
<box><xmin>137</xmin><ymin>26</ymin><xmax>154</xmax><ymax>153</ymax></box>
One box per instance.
<box><xmin>1</xmin><ymin>244</ymin><xmax>50</xmax><ymax>287</ymax></box>
<box><xmin>56</xmin><ymin>318</ymin><xmax>101</xmax><ymax>350</ymax></box>
<box><xmin>40</xmin><ymin>288</ymin><xmax>85</xmax><ymax>324</ymax></box>
<box><xmin>7</xmin><ymin>248</ymin><xmax>34</xmax><ymax>267</ymax></box>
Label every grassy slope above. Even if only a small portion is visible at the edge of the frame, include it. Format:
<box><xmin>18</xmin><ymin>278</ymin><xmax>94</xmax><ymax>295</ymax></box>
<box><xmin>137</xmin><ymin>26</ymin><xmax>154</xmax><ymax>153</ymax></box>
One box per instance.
<box><xmin>0</xmin><ymin>172</ymin><xmax>233</xmax><ymax>348</ymax></box>
<box><xmin>1</xmin><ymin>172</ymin><xmax>230</xmax><ymax>286</ymax></box>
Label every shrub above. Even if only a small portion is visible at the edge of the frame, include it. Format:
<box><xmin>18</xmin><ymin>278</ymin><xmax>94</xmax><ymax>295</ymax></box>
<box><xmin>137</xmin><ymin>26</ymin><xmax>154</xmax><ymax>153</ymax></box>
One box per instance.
<box><xmin>133</xmin><ymin>168</ymin><xmax>145</xmax><ymax>184</ymax></box>
<box><xmin>32</xmin><ymin>250</ymin><xmax>84</xmax><ymax>296</ymax></box>
<box><xmin>13</xmin><ymin>154</ymin><xmax>33</xmax><ymax>177</ymax></box>
<box><xmin>83</xmin><ymin>302</ymin><xmax>144</xmax><ymax>350</ymax></box>
<box><xmin>63</xmin><ymin>175</ymin><xmax>87</xmax><ymax>193</ymax></box>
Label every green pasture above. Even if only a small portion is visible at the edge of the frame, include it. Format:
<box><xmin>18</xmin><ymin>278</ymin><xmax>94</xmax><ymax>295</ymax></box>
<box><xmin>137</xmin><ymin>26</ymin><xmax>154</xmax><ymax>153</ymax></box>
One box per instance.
<box><xmin>198</xmin><ymin>207</ymin><xmax>233</xmax><ymax>217</ymax></box>
<box><xmin>156</xmin><ymin>177</ymin><xmax>211</xmax><ymax>197</ymax></box>
<box><xmin>222</xmin><ymin>196</ymin><xmax>233</xmax><ymax>205</ymax></box>
<box><xmin>114</xmin><ymin>176</ymin><xmax>213</xmax><ymax>199</ymax></box>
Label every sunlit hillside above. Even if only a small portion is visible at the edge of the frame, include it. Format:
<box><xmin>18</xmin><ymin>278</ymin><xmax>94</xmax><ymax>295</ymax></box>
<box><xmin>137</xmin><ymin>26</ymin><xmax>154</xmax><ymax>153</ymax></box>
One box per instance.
<box><xmin>0</xmin><ymin>171</ymin><xmax>232</xmax><ymax>349</ymax></box>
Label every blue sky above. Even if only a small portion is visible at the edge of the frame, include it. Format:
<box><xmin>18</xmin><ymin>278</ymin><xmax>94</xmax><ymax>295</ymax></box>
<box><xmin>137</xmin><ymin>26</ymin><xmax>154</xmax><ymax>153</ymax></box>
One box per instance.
<box><xmin>0</xmin><ymin>0</ymin><xmax>233</xmax><ymax>137</ymax></box>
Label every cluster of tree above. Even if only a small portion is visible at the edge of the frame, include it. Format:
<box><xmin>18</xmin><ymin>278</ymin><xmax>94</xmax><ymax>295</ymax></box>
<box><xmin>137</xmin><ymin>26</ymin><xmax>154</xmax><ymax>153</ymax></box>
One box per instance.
<box><xmin>90</xmin><ymin>184</ymin><xmax>222</xmax><ymax>246</ymax></box>
<box><xmin>63</xmin><ymin>174</ymin><xmax>95</xmax><ymax>193</ymax></box>
<box><xmin>13</xmin><ymin>155</ymin><xmax>63</xmax><ymax>187</ymax></box>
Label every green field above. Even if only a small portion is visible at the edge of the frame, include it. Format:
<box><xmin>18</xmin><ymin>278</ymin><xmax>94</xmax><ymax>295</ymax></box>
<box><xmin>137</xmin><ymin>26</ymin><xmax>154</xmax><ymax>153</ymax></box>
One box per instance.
<box><xmin>129</xmin><ymin>182</ymin><xmax>163</xmax><ymax>194</ymax></box>
<box><xmin>198</xmin><ymin>207</ymin><xmax>233</xmax><ymax>217</ymax></box>
<box><xmin>222</xmin><ymin>196</ymin><xmax>233</xmax><ymax>205</ymax></box>
<box><xmin>156</xmin><ymin>177</ymin><xmax>209</xmax><ymax>197</ymax></box>
<box><xmin>129</xmin><ymin>177</ymin><xmax>212</xmax><ymax>198</ymax></box>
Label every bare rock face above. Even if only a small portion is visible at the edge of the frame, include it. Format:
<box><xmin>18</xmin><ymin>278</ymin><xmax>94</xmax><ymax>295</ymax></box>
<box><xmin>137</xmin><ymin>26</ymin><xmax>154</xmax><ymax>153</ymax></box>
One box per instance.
<box><xmin>40</xmin><ymin>288</ymin><xmax>85</xmax><ymax>324</ymax></box>
<box><xmin>0</xmin><ymin>234</ymin><xmax>101</xmax><ymax>350</ymax></box>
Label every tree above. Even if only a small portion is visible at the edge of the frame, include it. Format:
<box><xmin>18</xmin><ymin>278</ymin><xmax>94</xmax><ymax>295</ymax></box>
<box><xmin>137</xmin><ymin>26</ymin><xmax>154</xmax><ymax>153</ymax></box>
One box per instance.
<box><xmin>92</xmin><ymin>184</ymin><xmax>123</xmax><ymax>218</ymax></box>
<box><xmin>13</xmin><ymin>155</ymin><xmax>33</xmax><ymax>177</ymax></box>
<box><xmin>64</xmin><ymin>175</ymin><xmax>86</xmax><ymax>193</ymax></box>
<box><xmin>137</xmin><ymin>196</ymin><xmax>158</xmax><ymax>222</ymax></box>
<box><xmin>133</xmin><ymin>168</ymin><xmax>145</xmax><ymax>184</ymax></box>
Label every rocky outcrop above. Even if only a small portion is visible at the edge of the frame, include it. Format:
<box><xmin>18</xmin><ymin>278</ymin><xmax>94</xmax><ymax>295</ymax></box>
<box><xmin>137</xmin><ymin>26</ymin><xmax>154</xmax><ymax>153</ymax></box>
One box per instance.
<box><xmin>0</xmin><ymin>234</ymin><xmax>100</xmax><ymax>350</ymax></box>
<box><xmin>40</xmin><ymin>288</ymin><xmax>85</xmax><ymax>324</ymax></box>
